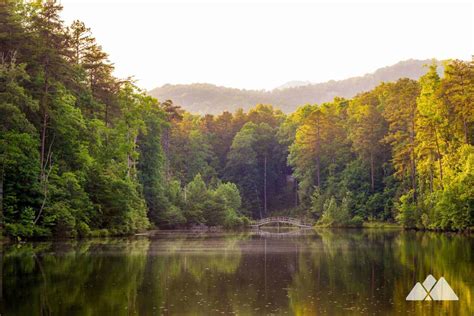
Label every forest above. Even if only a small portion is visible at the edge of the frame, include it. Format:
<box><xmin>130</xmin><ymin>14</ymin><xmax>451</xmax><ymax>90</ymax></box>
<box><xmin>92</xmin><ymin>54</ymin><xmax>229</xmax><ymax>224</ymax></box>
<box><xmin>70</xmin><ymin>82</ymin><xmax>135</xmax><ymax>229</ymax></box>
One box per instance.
<box><xmin>1</xmin><ymin>1</ymin><xmax>473</xmax><ymax>238</ymax></box>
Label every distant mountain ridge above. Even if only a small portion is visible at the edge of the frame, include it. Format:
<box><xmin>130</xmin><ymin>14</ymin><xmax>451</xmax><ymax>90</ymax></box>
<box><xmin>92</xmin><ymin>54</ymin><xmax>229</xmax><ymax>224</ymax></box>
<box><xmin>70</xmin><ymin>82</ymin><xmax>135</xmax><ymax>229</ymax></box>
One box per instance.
<box><xmin>275</xmin><ymin>80</ymin><xmax>312</xmax><ymax>90</ymax></box>
<box><xmin>149</xmin><ymin>59</ymin><xmax>441</xmax><ymax>114</ymax></box>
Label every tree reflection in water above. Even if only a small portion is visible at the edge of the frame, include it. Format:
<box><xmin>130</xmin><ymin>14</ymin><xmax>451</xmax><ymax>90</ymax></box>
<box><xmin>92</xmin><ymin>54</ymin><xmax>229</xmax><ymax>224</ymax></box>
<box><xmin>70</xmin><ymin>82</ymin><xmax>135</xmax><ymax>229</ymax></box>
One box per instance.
<box><xmin>0</xmin><ymin>230</ymin><xmax>472</xmax><ymax>315</ymax></box>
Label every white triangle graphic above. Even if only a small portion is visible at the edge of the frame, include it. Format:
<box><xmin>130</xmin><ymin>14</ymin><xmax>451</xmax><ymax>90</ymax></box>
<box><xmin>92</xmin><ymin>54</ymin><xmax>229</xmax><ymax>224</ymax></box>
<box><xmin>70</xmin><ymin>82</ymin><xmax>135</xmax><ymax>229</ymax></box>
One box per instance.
<box><xmin>406</xmin><ymin>282</ymin><xmax>428</xmax><ymax>301</ymax></box>
<box><xmin>429</xmin><ymin>277</ymin><xmax>459</xmax><ymax>301</ymax></box>
<box><xmin>422</xmin><ymin>274</ymin><xmax>436</xmax><ymax>292</ymax></box>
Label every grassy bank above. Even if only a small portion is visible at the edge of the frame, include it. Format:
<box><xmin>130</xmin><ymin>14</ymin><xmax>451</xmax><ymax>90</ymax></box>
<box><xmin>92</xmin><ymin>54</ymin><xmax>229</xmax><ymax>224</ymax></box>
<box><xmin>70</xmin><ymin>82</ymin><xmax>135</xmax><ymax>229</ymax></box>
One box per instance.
<box><xmin>362</xmin><ymin>221</ymin><xmax>402</xmax><ymax>229</ymax></box>
<box><xmin>313</xmin><ymin>220</ymin><xmax>402</xmax><ymax>229</ymax></box>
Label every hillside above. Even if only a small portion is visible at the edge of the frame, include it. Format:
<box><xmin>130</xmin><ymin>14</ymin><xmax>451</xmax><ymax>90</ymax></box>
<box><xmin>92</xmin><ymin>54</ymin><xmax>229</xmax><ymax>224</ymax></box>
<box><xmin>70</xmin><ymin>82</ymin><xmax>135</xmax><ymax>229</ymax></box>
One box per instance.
<box><xmin>149</xmin><ymin>59</ymin><xmax>440</xmax><ymax>114</ymax></box>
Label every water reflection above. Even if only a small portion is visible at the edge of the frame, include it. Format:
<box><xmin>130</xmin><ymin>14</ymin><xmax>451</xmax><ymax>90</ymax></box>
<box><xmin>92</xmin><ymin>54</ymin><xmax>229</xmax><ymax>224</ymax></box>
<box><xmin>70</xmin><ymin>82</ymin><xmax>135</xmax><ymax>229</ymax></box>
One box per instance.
<box><xmin>1</xmin><ymin>230</ymin><xmax>472</xmax><ymax>315</ymax></box>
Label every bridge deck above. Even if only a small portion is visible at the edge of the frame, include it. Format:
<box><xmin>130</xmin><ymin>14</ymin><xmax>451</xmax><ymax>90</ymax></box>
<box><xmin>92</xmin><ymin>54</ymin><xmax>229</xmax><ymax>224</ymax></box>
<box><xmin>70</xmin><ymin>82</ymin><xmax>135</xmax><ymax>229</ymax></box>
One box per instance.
<box><xmin>250</xmin><ymin>216</ymin><xmax>313</xmax><ymax>228</ymax></box>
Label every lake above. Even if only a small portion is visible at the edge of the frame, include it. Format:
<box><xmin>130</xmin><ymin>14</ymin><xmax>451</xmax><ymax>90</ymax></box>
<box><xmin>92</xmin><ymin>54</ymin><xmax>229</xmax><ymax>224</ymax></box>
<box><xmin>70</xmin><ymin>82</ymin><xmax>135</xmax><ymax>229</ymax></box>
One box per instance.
<box><xmin>1</xmin><ymin>229</ymin><xmax>472</xmax><ymax>315</ymax></box>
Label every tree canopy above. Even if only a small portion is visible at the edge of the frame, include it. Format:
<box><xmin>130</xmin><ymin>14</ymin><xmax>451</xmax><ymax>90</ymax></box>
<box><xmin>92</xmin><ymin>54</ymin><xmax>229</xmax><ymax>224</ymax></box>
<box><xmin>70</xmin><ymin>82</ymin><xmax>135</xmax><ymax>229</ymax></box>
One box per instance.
<box><xmin>1</xmin><ymin>1</ymin><xmax>472</xmax><ymax>238</ymax></box>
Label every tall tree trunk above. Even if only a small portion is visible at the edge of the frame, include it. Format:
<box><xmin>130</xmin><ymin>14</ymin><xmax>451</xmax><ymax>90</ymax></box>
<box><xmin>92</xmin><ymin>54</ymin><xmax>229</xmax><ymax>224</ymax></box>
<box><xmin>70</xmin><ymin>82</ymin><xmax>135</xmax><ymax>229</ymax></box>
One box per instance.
<box><xmin>410</xmin><ymin>154</ymin><xmax>417</xmax><ymax>201</ymax></box>
<box><xmin>131</xmin><ymin>135</ymin><xmax>138</xmax><ymax>178</ymax></box>
<box><xmin>434</xmin><ymin>129</ymin><xmax>444</xmax><ymax>187</ymax></box>
<box><xmin>263</xmin><ymin>155</ymin><xmax>267</xmax><ymax>217</ymax></box>
<box><xmin>0</xmin><ymin>243</ymin><xmax>3</xmax><ymax>301</ymax></box>
<box><xmin>410</xmin><ymin>115</ymin><xmax>417</xmax><ymax>200</ymax></box>
<box><xmin>463</xmin><ymin>118</ymin><xmax>468</xmax><ymax>144</ymax></box>
<box><xmin>429</xmin><ymin>168</ymin><xmax>434</xmax><ymax>193</ymax></box>
<box><xmin>37</xmin><ymin>79</ymin><xmax>50</xmax><ymax>225</ymax></box>
<box><xmin>370</xmin><ymin>151</ymin><xmax>375</xmax><ymax>192</ymax></box>
<box><xmin>40</xmin><ymin>112</ymin><xmax>47</xmax><ymax>176</ymax></box>
<box><xmin>316</xmin><ymin>118</ymin><xmax>321</xmax><ymax>187</ymax></box>
<box><xmin>40</xmin><ymin>87</ymin><xmax>49</xmax><ymax>183</ymax></box>
<box><xmin>0</xmin><ymin>168</ymin><xmax>3</xmax><ymax>236</ymax></box>
<box><xmin>0</xmin><ymin>239</ymin><xmax>2</xmax><ymax>300</ymax></box>
<box><xmin>105</xmin><ymin>102</ymin><xmax>109</xmax><ymax>128</ymax></box>
<box><xmin>316</xmin><ymin>155</ymin><xmax>321</xmax><ymax>187</ymax></box>
<box><xmin>257</xmin><ymin>187</ymin><xmax>262</xmax><ymax>220</ymax></box>
<box><xmin>126</xmin><ymin>130</ymin><xmax>131</xmax><ymax>178</ymax></box>
<box><xmin>35</xmin><ymin>134</ymin><xmax>54</xmax><ymax>225</ymax></box>
<box><xmin>294</xmin><ymin>179</ymin><xmax>298</xmax><ymax>208</ymax></box>
<box><xmin>163</xmin><ymin>128</ymin><xmax>170</xmax><ymax>181</ymax></box>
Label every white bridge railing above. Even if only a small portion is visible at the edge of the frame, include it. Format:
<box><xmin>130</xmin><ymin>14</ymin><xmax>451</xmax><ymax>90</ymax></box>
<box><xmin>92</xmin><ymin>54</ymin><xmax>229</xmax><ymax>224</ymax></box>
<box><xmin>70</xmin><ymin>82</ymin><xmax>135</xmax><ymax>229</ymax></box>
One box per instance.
<box><xmin>250</xmin><ymin>216</ymin><xmax>314</xmax><ymax>228</ymax></box>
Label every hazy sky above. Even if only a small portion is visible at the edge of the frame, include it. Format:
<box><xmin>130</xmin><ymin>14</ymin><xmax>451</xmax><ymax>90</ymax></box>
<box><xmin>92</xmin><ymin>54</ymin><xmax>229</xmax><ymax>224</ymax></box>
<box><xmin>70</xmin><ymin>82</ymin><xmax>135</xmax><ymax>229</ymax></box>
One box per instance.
<box><xmin>59</xmin><ymin>0</ymin><xmax>473</xmax><ymax>90</ymax></box>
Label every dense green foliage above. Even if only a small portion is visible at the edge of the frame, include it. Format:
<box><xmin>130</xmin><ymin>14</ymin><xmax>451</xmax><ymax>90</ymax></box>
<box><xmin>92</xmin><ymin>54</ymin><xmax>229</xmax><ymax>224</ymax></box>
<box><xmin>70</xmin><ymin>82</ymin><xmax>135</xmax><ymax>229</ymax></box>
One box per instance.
<box><xmin>1</xmin><ymin>1</ymin><xmax>472</xmax><ymax>238</ymax></box>
<box><xmin>289</xmin><ymin>63</ymin><xmax>473</xmax><ymax>229</ymax></box>
<box><xmin>0</xmin><ymin>1</ymin><xmax>248</xmax><ymax>237</ymax></box>
<box><xmin>162</xmin><ymin>103</ymin><xmax>293</xmax><ymax>220</ymax></box>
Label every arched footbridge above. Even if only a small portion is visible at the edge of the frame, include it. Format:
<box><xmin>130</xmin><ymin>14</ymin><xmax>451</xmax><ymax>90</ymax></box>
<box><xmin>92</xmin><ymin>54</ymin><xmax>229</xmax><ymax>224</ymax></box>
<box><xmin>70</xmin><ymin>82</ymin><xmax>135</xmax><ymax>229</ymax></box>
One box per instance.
<box><xmin>250</xmin><ymin>216</ymin><xmax>314</xmax><ymax>229</ymax></box>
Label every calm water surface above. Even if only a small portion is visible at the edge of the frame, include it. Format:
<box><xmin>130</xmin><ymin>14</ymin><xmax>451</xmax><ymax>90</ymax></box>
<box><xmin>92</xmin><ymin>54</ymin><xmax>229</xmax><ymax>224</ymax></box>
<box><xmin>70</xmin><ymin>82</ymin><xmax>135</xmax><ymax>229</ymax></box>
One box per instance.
<box><xmin>1</xmin><ymin>229</ymin><xmax>472</xmax><ymax>315</ymax></box>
